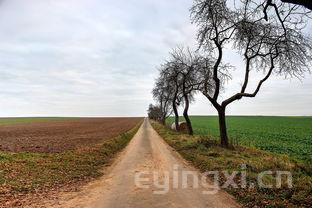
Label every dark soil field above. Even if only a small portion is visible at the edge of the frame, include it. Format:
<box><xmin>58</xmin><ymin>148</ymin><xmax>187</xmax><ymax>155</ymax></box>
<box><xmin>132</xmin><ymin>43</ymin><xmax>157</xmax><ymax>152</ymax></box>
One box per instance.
<box><xmin>0</xmin><ymin>117</ymin><xmax>142</xmax><ymax>153</ymax></box>
<box><xmin>0</xmin><ymin>118</ymin><xmax>142</xmax><ymax>207</ymax></box>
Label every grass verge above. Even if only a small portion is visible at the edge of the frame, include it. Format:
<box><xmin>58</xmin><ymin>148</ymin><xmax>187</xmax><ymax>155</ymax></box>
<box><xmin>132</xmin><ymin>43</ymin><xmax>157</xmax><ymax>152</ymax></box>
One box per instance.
<box><xmin>151</xmin><ymin>121</ymin><xmax>312</xmax><ymax>208</ymax></box>
<box><xmin>0</xmin><ymin>122</ymin><xmax>141</xmax><ymax>206</ymax></box>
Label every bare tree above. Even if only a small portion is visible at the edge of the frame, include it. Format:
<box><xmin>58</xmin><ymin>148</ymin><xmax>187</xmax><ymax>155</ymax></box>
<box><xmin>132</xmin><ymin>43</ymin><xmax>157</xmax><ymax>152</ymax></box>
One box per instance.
<box><xmin>155</xmin><ymin>47</ymin><xmax>207</xmax><ymax>135</ymax></box>
<box><xmin>191</xmin><ymin>0</ymin><xmax>312</xmax><ymax>147</ymax></box>
<box><xmin>158</xmin><ymin>61</ymin><xmax>182</xmax><ymax>131</ymax></box>
<box><xmin>152</xmin><ymin>72</ymin><xmax>173</xmax><ymax>125</ymax></box>
<box><xmin>147</xmin><ymin>104</ymin><xmax>163</xmax><ymax>121</ymax></box>
<box><xmin>169</xmin><ymin>47</ymin><xmax>205</xmax><ymax>135</ymax></box>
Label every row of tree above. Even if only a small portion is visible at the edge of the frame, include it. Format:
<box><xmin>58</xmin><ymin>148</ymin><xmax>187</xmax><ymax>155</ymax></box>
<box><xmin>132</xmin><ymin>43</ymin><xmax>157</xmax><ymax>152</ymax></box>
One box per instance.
<box><xmin>149</xmin><ymin>0</ymin><xmax>312</xmax><ymax>148</ymax></box>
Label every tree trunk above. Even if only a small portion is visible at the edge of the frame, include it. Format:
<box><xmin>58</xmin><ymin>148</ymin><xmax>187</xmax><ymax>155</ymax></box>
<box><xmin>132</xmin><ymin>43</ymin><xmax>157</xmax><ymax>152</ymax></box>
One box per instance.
<box><xmin>162</xmin><ymin>117</ymin><xmax>166</xmax><ymax>125</ymax></box>
<box><xmin>172</xmin><ymin>98</ymin><xmax>179</xmax><ymax>131</ymax></box>
<box><xmin>183</xmin><ymin>94</ymin><xmax>193</xmax><ymax>135</ymax></box>
<box><xmin>218</xmin><ymin>108</ymin><xmax>229</xmax><ymax>147</ymax></box>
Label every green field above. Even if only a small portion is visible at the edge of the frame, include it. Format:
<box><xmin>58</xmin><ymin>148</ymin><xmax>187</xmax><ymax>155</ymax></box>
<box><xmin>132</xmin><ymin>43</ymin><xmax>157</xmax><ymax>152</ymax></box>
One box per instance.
<box><xmin>168</xmin><ymin>116</ymin><xmax>312</xmax><ymax>163</ymax></box>
<box><xmin>0</xmin><ymin>117</ymin><xmax>69</xmax><ymax>125</ymax></box>
<box><xmin>152</xmin><ymin>121</ymin><xmax>312</xmax><ymax>207</ymax></box>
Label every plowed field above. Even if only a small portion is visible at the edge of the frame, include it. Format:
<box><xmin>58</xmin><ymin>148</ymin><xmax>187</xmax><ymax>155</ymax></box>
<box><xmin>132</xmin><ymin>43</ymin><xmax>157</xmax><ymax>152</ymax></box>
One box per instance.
<box><xmin>0</xmin><ymin>117</ymin><xmax>142</xmax><ymax>153</ymax></box>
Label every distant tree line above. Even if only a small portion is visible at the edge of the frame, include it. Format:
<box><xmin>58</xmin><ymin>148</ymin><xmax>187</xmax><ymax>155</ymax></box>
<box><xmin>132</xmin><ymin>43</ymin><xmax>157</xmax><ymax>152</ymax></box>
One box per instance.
<box><xmin>149</xmin><ymin>0</ymin><xmax>312</xmax><ymax>148</ymax></box>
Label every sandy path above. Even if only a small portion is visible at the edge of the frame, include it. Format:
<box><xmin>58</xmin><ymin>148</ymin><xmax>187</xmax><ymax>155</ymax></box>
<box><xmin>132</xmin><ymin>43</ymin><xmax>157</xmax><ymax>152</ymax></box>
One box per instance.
<box><xmin>43</xmin><ymin>118</ymin><xmax>240</xmax><ymax>208</ymax></box>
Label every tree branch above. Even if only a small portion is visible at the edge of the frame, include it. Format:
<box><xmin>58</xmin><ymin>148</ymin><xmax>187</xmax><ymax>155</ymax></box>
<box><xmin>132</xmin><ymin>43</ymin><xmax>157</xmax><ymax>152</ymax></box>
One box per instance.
<box><xmin>212</xmin><ymin>41</ymin><xmax>222</xmax><ymax>101</ymax></box>
<box><xmin>281</xmin><ymin>0</ymin><xmax>312</xmax><ymax>10</ymax></box>
<box><xmin>222</xmin><ymin>55</ymin><xmax>276</xmax><ymax>107</ymax></box>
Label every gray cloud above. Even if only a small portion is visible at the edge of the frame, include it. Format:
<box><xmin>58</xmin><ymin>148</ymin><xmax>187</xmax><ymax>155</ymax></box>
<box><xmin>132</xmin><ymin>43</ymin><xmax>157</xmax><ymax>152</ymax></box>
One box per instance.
<box><xmin>0</xmin><ymin>0</ymin><xmax>310</xmax><ymax>117</ymax></box>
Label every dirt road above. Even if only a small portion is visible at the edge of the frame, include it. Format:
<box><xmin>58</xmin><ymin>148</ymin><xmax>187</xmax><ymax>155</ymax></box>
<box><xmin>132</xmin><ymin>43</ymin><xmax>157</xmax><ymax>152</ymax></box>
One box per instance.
<box><xmin>44</xmin><ymin>118</ymin><xmax>240</xmax><ymax>208</ymax></box>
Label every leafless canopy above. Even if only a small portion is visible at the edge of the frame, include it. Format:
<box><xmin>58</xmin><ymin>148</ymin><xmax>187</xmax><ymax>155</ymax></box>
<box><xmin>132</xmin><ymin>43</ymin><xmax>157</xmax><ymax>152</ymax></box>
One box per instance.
<box><xmin>190</xmin><ymin>0</ymin><xmax>312</xmax><ymax>147</ymax></box>
<box><xmin>152</xmin><ymin>74</ymin><xmax>173</xmax><ymax>124</ymax></box>
<box><xmin>279</xmin><ymin>0</ymin><xmax>312</xmax><ymax>10</ymax></box>
<box><xmin>154</xmin><ymin>47</ymin><xmax>208</xmax><ymax>134</ymax></box>
<box><xmin>191</xmin><ymin>0</ymin><xmax>312</xmax><ymax>106</ymax></box>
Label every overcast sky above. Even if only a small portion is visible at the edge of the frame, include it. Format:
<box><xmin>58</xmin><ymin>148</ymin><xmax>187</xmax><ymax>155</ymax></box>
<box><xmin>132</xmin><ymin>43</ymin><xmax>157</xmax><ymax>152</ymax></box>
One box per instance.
<box><xmin>0</xmin><ymin>0</ymin><xmax>311</xmax><ymax>117</ymax></box>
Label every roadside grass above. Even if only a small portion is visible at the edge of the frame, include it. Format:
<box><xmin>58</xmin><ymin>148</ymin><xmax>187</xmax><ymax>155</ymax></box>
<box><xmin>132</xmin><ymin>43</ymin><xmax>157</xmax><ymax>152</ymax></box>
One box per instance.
<box><xmin>0</xmin><ymin>117</ymin><xmax>70</xmax><ymax>125</ymax></box>
<box><xmin>0</xmin><ymin>122</ymin><xmax>141</xmax><ymax>205</ymax></box>
<box><xmin>167</xmin><ymin>116</ymin><xmax>312</xmax><ymax>163</ymax></box>
<box><xmin>151</xmin><ymin>121</ymin><xmax>312</xmax><ymax>208</ymax></box>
